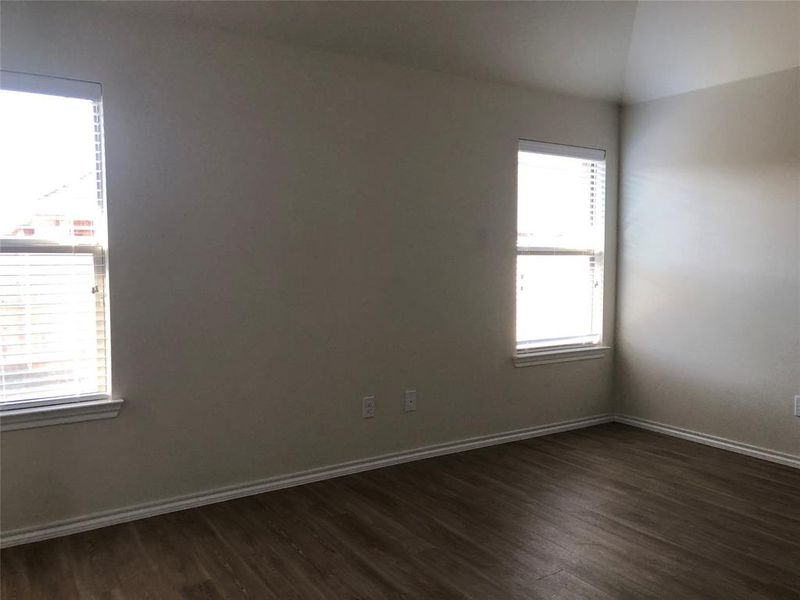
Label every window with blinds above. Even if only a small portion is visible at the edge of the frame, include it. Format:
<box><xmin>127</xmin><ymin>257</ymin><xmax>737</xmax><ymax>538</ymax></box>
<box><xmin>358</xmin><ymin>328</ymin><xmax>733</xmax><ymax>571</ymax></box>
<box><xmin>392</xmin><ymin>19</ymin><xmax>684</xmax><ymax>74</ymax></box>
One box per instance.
<box><xmin>0</xmin><ymin>72</ymin><xmax>109</xmax><ymax>408</ymax></box>
<box><xmin>516</xmin><ymin>140</ymin><xmax>606</xmax><ymax>353</ymax></box>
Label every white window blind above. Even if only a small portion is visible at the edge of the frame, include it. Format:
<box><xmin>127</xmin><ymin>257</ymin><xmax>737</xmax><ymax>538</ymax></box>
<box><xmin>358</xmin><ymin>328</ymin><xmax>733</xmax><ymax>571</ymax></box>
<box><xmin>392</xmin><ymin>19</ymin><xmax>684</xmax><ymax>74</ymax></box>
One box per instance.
<box><xmin>516</xmin><ymin>140</ymin><xmax>606</xmax><ymax>352</ymax></box>
<box><xmin>0</xmin><ymin>72</ymin><xmax>109</xmax><ymax>408</ymax></box>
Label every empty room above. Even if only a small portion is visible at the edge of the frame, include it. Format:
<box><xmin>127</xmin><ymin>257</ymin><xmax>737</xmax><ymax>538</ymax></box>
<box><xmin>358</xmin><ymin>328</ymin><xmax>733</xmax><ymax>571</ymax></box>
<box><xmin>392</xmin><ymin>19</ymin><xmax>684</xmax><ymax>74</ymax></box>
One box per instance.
<box><xmin>0</xmin><ymin>1</ymin><xmax>798</xmax><ymax>598</ymax></box>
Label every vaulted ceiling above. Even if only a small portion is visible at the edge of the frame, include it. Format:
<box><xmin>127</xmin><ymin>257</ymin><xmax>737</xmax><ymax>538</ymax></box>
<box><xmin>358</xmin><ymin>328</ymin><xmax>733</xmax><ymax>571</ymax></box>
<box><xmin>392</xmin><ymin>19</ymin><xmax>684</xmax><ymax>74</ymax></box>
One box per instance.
<box><xmin>106</xmin><ymin>0</ymin><xmax>800</xmax><ymax>103</ymax></box>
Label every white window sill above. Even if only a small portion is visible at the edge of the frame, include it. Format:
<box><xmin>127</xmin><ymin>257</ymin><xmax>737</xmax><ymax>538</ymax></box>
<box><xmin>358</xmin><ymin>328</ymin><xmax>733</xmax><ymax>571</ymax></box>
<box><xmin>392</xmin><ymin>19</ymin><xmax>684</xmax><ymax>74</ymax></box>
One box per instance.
<box><xmin>513</xmin><ymin>345</ymin><xmax>611</xmax><ymax>367</ymax></box>
<box><xmin>0</xmin><ymin>397</ymin><xmax>123</xmax><ymax>432</ymax></box>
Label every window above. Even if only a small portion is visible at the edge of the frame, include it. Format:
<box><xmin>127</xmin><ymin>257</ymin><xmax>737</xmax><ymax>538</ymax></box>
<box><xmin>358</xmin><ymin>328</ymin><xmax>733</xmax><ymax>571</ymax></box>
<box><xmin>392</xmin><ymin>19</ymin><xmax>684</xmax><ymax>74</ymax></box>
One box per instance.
<box><xmin>0</xmin><ymin>71</ymin><xmax>114</xmax><ymax>420</ymax></box>
<box><xmin>516</xmin><ymin>140</ymin><xmax>606</xmax><ymax>359</ymax></box>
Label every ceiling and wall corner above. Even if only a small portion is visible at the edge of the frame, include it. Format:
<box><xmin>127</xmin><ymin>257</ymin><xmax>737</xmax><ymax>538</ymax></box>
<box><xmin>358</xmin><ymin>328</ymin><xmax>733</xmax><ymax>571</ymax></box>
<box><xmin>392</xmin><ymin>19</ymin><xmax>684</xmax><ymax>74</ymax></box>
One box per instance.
<box><xmin>99</xmin><ymin>0</ymin><xmax>800</xmax><ymax>104</ymax></box>
<box><xmin>622</xmin><ymin>0</ymin><xmax>800</xmax><ymax>103</ymax></box>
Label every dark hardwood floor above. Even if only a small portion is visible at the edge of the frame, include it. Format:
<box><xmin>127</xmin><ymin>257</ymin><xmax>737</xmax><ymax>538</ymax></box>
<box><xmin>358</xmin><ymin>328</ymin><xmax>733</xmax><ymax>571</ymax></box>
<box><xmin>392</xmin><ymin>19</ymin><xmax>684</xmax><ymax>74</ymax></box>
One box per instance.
<box><xmin>2</xmin><ymin>423</ymin><xmax>799</xmax><ymax>599</ymax></box>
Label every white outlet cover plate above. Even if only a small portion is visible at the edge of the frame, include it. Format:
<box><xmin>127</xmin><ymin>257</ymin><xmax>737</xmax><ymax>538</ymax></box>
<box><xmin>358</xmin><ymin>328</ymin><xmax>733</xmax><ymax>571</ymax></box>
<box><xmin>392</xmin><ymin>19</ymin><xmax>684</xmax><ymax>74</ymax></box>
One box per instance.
<box><xmin>362</xmin><ymin>395</ymin><xmax>375</xmax><ymax>418</ymax></box>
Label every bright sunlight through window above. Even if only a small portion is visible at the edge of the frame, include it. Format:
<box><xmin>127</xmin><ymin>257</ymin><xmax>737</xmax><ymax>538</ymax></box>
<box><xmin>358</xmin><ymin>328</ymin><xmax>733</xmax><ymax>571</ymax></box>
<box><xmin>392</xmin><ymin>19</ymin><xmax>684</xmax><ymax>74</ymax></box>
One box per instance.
<box><xmin>0</xmin><ymin>73</ymin><xmax>109</xmax><ymax>407</ymax></box>
<box><xmin>516</xmin><ymin>140</ymin><xmax>606</xmax><ymax>353</ymax></box>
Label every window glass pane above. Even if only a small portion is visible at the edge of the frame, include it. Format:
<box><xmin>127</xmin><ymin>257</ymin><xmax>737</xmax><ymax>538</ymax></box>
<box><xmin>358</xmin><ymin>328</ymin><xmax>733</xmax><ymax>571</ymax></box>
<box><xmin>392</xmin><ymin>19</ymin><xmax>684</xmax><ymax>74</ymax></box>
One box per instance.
<box><xmin>0</xmin><ymin>79</ymin><xmax>108</xmax><ymax>405</ymax></box>
<box><xmin>0</xmin><ymin>90</ymin><xmax>102</xmax><ymax>243</ymax></box>
<box><xmin>0</xmin><ymin>253</ymin><xmax>105</xmax><ymax>401</ymax></box>
<box><xmin>516</xmin><ymin>254</ymin><xmax>599</xmax><ymax>350</ymax></box>
<box><xmin>516</xmin><ymin>143</ymin><xmax>605</xmax><ymax>351</ymax></box>
<box><xmin>517</xmin><ymin>151</ymin><xmax>601</xmax><ymax>251</ymax></box>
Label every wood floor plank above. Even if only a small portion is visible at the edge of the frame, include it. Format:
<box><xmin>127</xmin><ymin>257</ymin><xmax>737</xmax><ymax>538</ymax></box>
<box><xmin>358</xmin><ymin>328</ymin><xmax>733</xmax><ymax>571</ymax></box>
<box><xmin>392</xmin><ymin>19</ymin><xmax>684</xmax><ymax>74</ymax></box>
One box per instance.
<box><xmin>2</xmin><ymin>423</ymin><xmax>799</xmax><ymax>599</ymax></box>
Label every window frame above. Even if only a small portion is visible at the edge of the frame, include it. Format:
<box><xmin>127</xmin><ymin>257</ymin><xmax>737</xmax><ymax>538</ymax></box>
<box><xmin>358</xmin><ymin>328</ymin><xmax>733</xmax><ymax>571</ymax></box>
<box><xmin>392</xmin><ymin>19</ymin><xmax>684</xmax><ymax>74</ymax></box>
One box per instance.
<box><xmin>0</xmin><ymin>70</ymin><xmax>122</xmax><ymax>429</ymax></box>
<box><xmin>514</xmin><ymin>139</ymin><xmax>611</xmax><ymax>366</ymax></box>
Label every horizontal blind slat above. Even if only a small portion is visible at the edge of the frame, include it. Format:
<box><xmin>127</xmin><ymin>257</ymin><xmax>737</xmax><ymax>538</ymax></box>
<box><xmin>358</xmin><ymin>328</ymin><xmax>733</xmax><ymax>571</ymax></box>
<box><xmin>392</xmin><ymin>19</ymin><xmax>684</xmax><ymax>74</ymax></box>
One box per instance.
<box><xmin>1</xmin><ymin>252</ymin><xmax>107</xmax><ymax>401</ymax></box>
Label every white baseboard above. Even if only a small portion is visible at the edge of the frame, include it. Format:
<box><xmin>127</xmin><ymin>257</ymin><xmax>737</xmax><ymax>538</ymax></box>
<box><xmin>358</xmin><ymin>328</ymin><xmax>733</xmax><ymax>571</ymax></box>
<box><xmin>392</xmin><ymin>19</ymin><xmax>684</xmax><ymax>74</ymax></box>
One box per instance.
<box><xmin>0</xmin><ymin>413</ymin><xmax>612</xmax><ymax>549</ymax></box>
<box><xmin>615</xmin><ymin>415</ymin><xmax>800</xmax><ymax>469</ymax></box>
<box><xmin>5</xmin><ymin>413</ymin><xmax>796</xmax><ymax>549</ymax></box>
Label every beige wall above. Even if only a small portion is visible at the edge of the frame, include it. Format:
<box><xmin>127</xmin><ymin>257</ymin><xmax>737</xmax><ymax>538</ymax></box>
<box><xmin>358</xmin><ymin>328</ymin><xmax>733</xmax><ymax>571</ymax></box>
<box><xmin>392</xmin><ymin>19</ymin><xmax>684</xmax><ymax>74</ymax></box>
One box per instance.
<box><xmin>0</xmin><ymin>2</ymin><xmax>618</xmax><ymax>533</ymax></box>
<box><xmin>617</xmin><ymin>68</ymin><xmax>800</xmax><ymax>456</ymax></box>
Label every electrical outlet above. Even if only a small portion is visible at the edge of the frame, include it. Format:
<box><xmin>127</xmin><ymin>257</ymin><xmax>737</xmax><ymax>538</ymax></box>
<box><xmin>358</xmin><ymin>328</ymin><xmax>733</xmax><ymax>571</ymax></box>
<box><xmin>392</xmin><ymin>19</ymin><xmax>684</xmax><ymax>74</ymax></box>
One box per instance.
<box><xmin>404</xmin><ymin>389</ymin><xmax>417</xmax><ymax>413</ymax></box>
<box><xmin>795</xmin><ymin>395</ymin><xmax>800</xmax><ymax>417</ymax></box>
<box><xmin>362</xmin><ymin>395</ymin><xmax>375</xmax><ymax>419</ymax></box>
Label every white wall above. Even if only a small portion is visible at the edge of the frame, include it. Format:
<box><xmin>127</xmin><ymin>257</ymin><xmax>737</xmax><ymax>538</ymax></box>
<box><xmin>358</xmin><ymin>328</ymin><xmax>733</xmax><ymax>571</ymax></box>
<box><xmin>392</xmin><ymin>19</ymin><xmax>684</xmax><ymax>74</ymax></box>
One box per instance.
<box><xmin>0</xmin><ymin>2</ymin><xmax>618</xmax><ymax>533</ymax></box>
<box><xmin>617</xmin><ymin>68</ymin><xmax>800</xmax><ymax>456</ymax></box>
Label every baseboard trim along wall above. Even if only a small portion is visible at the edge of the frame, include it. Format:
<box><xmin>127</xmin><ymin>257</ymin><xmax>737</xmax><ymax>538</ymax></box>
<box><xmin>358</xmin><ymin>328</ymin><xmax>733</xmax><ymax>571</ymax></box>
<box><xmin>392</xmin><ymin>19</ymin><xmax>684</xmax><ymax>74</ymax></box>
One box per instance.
<box><xmin>4</xmin><ymin>412</ymin><xmax>798</xmax><ymax>548</ymax></box>
<box><xmin>615</xmin><ymin>415</ymin><xmax>800</xmax><ymax>469</ymax></box>
<box><xmin>0</xmin><ymin>413</ymin><xmax>612</xmax><ymax>548</ymax></box>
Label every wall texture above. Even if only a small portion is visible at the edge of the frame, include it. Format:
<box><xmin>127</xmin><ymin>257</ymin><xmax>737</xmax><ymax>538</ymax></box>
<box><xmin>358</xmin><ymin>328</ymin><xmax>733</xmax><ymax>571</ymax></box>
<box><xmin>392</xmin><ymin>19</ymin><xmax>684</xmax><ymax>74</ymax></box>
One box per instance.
<box><xmin>617</xmin><ymin>68</ymin><xmax>800</xmax><ymax>456</ymax></box>
<box><xmin>0</xmin><ymin>2</ymin><xmax>618</xmax><ymax>533</ymax></box>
